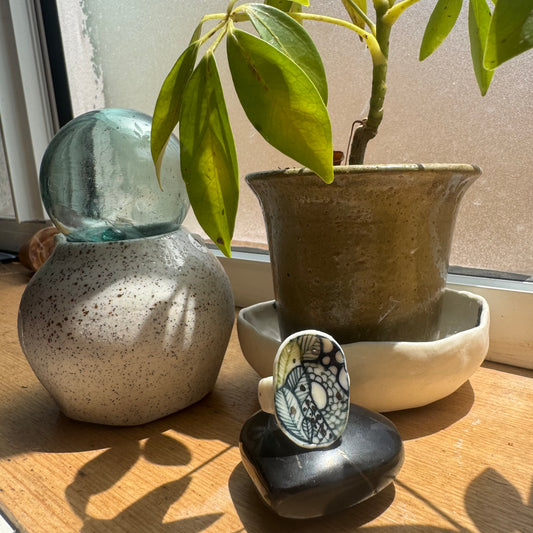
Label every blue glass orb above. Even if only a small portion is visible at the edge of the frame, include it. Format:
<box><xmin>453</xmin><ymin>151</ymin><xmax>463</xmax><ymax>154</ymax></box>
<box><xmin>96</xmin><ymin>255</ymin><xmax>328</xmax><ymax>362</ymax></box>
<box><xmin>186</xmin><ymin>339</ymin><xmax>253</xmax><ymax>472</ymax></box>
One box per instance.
<box><xmin>40</xmin><ymin>108</ymin><xmax>189</xmax><ymax>242</ymax></box>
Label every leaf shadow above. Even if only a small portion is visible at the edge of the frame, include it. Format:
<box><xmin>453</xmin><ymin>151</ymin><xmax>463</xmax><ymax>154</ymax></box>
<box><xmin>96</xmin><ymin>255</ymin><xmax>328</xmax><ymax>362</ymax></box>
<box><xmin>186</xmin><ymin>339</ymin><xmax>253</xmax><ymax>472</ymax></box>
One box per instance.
<box><xmin>61</xmin><ymin>422</ymin><xmax>227</xmax><ymax>532</ymax></box>
<box><xmin>65</xmin><ymin>441</ymin><xmax>142</xmax><ymax>520</ymax></box>
<box><xmin>465</xmin><ymin>468</ymin><xmax>533</xmax><ymax>532</ymax></box>
<box><xmin>78</xmin><ymin>476</ymin><xmax>222</xmax><ymax>533</ymax></box>
<box><xmin>64</xmin><ymin>428</ymin><xmax>193</xmax><ymax>520</ymax></box>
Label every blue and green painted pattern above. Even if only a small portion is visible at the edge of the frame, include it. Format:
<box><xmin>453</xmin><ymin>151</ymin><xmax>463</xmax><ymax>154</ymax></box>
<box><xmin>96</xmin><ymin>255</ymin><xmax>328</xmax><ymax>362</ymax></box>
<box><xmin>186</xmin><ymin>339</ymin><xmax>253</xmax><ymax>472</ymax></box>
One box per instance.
<box><xmin>274</xmin><ymin>330</ymin><xmax>350</xmax><ymax>448</ymax></box>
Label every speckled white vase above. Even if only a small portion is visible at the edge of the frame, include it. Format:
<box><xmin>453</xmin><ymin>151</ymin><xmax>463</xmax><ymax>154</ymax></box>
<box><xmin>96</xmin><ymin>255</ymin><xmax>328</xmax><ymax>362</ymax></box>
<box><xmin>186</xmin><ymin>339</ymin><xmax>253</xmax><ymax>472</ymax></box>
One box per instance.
<box><xmin>18</xmin><ymin>228</ymin><xmax>235</xmax><ymax>425</ymax></box>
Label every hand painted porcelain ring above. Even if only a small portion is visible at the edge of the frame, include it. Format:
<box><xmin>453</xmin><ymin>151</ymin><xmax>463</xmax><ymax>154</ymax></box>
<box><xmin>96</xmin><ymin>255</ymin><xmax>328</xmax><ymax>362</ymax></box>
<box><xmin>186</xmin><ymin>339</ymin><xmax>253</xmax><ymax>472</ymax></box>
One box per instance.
<box><xmin>258</xmin><ymin>330</ymin><xmax>351</xmax><ymax>449</ymax></box>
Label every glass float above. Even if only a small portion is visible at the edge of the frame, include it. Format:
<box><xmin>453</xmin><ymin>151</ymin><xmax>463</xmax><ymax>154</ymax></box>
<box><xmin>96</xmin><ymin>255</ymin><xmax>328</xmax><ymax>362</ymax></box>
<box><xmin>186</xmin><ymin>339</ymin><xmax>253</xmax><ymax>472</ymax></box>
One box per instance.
<box><xmin>40</xmin><ymin>108</ymin><xmax>189</xmax><ymax>241</ymax></box>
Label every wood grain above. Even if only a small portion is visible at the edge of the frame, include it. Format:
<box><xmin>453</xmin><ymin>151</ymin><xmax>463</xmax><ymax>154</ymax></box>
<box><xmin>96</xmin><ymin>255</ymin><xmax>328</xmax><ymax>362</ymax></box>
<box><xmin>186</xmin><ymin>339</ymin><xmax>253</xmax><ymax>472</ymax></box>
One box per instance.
<box><xmin>0</xmin><ymin>263</ymin><xmax>531</xmax><ymax>532</ymax></box>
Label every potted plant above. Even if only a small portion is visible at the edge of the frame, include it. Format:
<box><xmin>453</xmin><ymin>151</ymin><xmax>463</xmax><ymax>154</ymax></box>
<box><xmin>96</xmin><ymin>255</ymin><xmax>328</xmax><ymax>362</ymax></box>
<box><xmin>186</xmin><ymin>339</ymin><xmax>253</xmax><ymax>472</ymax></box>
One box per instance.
<box><xmin>150</xmin><ymin>0</ymin><xmax>531</xmax><ymax>345</ymax></box>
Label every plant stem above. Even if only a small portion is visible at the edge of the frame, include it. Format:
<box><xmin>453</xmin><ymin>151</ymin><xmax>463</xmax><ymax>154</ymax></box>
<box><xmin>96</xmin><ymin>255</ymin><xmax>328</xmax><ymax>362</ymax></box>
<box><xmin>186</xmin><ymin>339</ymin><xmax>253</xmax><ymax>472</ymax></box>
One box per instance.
<box><xmin>291</xmin><ymin>12</ymin><xmax>385</xmax><ymax>65</ymax></box>
<box><xmin>207</xmin><ymin>21</ymin><xmax>229</xmax><ymax>54</ymax></box>
<box><xmin>341</xmin><ymin>0</ymin><xmax>377</xmax><ymax>34</ymax></box>
<box><xmin>195</xmin><ymin>19</ymin><xmax>227</xmax><ymax>47</ymax></box>
<box><xmin>382</xmin><ymin>0</ymin><xmax>422</xmax><ymax>26</ymax></box>
<box><xmin>349</xmin><ymin>2</ymin><xmax>392</xmax><ymax>165</ymax></box>
<box><xmin>200</xmin><ymin>13</ymin><xmax>226</xmax><ymax>22</ymax></box>
<box><xmin>226</xmin><ymin>0</ymin><xmax>240</xmax><ymax>15</ymax></box>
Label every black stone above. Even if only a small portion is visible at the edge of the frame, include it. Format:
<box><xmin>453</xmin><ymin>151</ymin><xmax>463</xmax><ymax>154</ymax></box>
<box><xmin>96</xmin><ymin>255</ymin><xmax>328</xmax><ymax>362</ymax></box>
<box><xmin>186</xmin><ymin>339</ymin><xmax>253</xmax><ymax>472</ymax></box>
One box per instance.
<box><xmin>239</xmin><ymin>404</ymin><xmax>404</xmax><ymax>519</ymax></box>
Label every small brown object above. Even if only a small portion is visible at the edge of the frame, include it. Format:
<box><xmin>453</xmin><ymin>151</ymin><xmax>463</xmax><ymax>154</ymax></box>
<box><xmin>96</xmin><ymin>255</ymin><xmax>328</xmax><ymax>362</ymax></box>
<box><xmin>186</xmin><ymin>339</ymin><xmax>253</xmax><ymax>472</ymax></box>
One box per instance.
<box><xmin>333</xmin><ymin>150</ymin><xmax>344</xmax><ymax>165</ymax></box>
<box><xmin>19</xmin><ymin>226</ymin><xmax>60</xmax><ymax>272</ymax></box>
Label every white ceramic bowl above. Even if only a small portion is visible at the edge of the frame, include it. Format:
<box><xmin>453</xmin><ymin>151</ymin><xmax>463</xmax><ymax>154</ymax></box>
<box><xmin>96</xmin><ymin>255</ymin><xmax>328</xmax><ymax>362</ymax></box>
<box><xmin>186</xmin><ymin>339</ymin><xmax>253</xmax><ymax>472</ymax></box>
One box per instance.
<box><xmin>237</xmin><ymin>289</ymin><xmax>490</xmax><ymax>412</ymax></box>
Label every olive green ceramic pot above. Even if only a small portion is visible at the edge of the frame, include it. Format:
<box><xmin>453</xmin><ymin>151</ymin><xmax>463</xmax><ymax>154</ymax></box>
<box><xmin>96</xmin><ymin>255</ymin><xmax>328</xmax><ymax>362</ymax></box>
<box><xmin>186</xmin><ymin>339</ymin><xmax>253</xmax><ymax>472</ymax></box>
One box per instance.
<box><xmin>246</xmin><ymin>164</ymin><xmax>481</xmax><ymax>344</ymax></box>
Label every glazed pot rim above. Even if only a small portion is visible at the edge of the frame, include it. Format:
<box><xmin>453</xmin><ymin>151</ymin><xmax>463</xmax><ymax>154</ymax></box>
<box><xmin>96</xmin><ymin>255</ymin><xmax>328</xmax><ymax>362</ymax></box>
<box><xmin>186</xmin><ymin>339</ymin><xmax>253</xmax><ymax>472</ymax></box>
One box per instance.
<box><xmin>239</xmin><ymin>290</ymin><xmax>490</xmax><ymax>349</ymax></box>
<box><xmin>245</xmin><ymin>163</ymin><xmax>482</xmax><ymax>183</ymax></box>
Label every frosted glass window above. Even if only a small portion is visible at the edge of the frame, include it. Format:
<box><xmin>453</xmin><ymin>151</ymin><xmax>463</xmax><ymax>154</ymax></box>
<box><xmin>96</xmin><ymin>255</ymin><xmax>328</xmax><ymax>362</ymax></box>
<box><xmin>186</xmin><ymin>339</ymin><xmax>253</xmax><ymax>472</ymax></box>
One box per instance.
<box><xmin>56</xmin><ymin>0</ymin><xmax>532</xmax><ymax>275</ymax></box>
<box><xmin>0</xmin><ymin>126</ymin><xmax>15</xmax><ymax>219</ymax></box>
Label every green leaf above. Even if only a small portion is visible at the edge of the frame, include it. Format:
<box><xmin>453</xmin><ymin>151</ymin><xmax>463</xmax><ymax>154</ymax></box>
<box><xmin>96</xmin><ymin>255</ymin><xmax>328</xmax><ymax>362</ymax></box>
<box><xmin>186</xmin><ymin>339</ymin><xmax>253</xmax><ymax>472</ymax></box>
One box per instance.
<box><xmin>468</xmin><ymin>0</ymin><xmax>494</xmax><ymax>95</ymax></box>
<box><xmin>245</xmin><ymin>3</ymin><xmax>328</xmax><ymax>103</ymax></box>
<box><xmin>341</xmin><ymin>0</ymin><xmax>368</xmax><ymax>30</ymax></box>
<box><xmin>227</xmin><ymin>28</ymin><xmax>333</xmax><ymax>184</ymax></box>
<box><xmin>264</xmin><ymin>0</ymin><xmax>309</xmax><ymax>10</ymax></box>
<box><xmin>484</xmin><ymin>0</ymin><xmax>533</xmax><ymax>69</ymax></box>
<box><xmin>179</xmin><ymin>53</ymin><xmax>239</xmax><ymax>257</ymax></box>
<box><xmin>151</xmin><ymin>43</ymin><xmax>199</xmax><ymax>183</ymax></box>
<box><xmin>420</xmin><ymin>0</ymin><xmax>463</xmax><ymax>61</ymax></box>
<box><xmin>190</xmin><ymin>20</ymin><xmax>203</xmax><ymax>44</ymax></box>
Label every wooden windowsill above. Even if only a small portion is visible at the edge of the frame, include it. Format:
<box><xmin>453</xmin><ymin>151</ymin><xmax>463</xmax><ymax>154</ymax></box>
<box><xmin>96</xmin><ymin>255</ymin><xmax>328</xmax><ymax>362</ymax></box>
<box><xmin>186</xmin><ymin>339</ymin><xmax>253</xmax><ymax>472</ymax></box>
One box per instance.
<box><xmin>0</xmin><ymin>262</ymin><xmax>531</xmax><ymax>532</ymax></box>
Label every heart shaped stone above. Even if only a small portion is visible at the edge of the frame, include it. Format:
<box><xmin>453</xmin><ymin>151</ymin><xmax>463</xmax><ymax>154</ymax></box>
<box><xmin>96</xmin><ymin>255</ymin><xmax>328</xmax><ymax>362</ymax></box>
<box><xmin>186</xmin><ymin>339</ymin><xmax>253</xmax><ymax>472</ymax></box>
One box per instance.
<box><xmin>239</xmin><ymin>404</ymin><xmax>404</xmax><ymax>518</ymax></box>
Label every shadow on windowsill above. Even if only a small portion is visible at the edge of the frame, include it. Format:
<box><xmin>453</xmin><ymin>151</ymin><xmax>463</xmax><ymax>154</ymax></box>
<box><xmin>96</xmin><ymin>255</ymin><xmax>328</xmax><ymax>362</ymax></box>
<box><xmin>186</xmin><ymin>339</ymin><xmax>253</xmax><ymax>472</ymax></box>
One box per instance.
<box><xmin>385</xmin><ymin>380</ymin><xmax>475</xmax><ymax>441</ymax></box>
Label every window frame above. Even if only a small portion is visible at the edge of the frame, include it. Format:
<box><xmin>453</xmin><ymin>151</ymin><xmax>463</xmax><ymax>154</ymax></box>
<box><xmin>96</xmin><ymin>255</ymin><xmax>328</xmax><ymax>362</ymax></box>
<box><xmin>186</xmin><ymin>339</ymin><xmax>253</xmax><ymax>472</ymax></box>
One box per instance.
<box><xmin>0</xmin><ymin>0</ymin><xmax>55</xmax><ymax>226</ymax></box>
<box><xmin>1</xmin><ymin>0</ymin><xmax>531</xmax><ymax>370</ymax></box>
<box><xmin>0</xmin><ymin>0</ymin><xmax>56</xmax><ymax>251</ymax></box>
